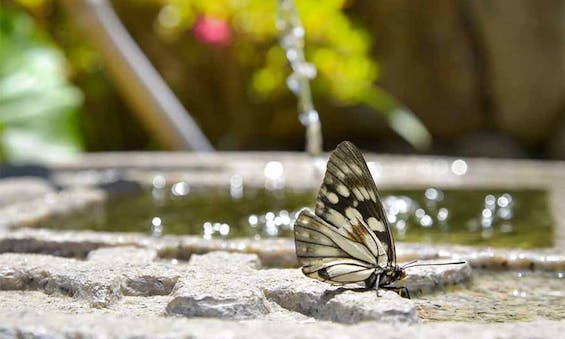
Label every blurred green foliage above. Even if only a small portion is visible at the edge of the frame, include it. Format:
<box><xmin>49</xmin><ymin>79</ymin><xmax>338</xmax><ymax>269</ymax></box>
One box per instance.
<box><xmin>157</xmin><ymin>0</ymin><xmax>429</xmax><ymax>148</ymax></box>
<box><xmin>0</xmin><ymin>9</ymin><xmax>84</xmax><ymax>161</ymax></box>
<box><xmin>8</xmin><ymin>0</ymin><xmax>429</xmax><ymax>151</ymax></box>
<box><xmin>159</xmin><ymin>0</ymin><xmax>380</xmax><ymax>103</ymax></box>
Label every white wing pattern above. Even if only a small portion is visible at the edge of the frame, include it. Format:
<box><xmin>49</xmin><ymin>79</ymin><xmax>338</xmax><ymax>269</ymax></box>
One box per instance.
<box><xmin>294</xmin><ymin>141</ymin><xmax>395</xmax><ymax>286</ymax></box>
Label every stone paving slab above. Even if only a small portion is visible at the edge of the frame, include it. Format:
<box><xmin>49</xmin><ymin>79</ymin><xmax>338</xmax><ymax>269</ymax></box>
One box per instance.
<box><xmin>0</xmin><ymin>291</ymin><xmax>171</xmax><ymax>318</ymax></box>
<box><xmin>0</xmin><ymin>247</ymin><xmax>179</xmax><ymax>307</ymax></box>
<box><xmin>166</xmin><ymin>251</ymin><xmax>469</xmax><ymax>323</ymax></box>
<box><xmin>1</xmin><ymin>228</ymin><xmax>563</xmax><ymax>271</ymax></box>
<box><xmin>0</xmin><ymin>312</ymin><xmax>563</xmax><ymax>339</ymax></box>
<box><xmin>46</xmin><ymin>151</ymin><xmax>565</xmax><ymax>190</ymax></box>
<box><xmin>0</xmin><ymin>248</ymin><xmax>472</xmax><ymax>324</ymax></box>
<box><xmin>258</xmin><ymin>269</ymin><xmax>417</xmax><ymax>324</ymax></box>
<box><xmin>0</xmin><ymin>289</ymin><xmax>313</xmax><ymax>323</ymax></box>
<box><xmin>412</xmin><ymin>270</ymin><xmax>565</xmax><ymax>322</ymax></box>
<box><xmin>0</xmin><ymin>228</ymin><xmax>146</xmax><ymax>258</ymax></box>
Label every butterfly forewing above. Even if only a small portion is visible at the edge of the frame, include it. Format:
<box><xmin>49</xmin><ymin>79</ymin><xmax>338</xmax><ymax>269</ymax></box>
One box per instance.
<box><xmin>314</xmin><ymin>141</ymin><xmax>396</xmax><ymax>266</ymax></box>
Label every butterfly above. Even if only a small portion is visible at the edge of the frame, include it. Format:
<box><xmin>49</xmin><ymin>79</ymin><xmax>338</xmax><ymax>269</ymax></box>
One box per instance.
<box><xmin>293</xmin><ymin>141</ymin><xmax>463</xmax><ymax>298</ymax></box>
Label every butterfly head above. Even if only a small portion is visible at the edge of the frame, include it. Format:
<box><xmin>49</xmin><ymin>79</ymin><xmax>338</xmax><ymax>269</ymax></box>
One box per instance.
<box><xmin>380</xmin><ymin>265</ymin><xmax>406</xmax><ymax>285</ymax></box>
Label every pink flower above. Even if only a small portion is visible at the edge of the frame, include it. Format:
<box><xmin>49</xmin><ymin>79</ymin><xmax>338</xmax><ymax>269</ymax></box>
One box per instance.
<box><xmin>193</xmin><ymin>15</ymin><xmax>231</xmax><ymax>46</ymax></box>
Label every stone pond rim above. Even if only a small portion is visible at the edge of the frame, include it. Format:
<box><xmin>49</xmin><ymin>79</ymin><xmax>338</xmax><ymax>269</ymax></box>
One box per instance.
<box><xmin>0</xmin><ymin>151</ymin><xmax>564</xmax><ymax>336</ymax></box>
<box><xmin>17</xmin><ymin>151</ymin><xmax>565</xmax><ymax>249</ymax></box>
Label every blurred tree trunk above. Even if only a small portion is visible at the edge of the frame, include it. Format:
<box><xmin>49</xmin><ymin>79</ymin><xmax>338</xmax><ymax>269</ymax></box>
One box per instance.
<box><xmin>355</xmin><ymin>0</ymin><xmax>484</xmax><ymax>137</ymax></box>
<box><xmin>351</xmin><ymin>0</ymin><xmax>564</xmax><ymax>154</ymax></box>
<box><xmin>59</xmin><ymin>0</ymin><xmax>214</xmax><ymax>151</ymax></box>
<box><xmin>466</xmin><ymin>0</ymin><xmax>564</xmax><ymax>146</ymax></box>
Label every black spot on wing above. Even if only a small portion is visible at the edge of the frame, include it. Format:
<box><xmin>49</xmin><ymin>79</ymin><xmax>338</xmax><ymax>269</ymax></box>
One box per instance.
<box><xmin>316</xmin><ymin>141</ymin><xmax>397</xmax><ymax>265</ymax></box>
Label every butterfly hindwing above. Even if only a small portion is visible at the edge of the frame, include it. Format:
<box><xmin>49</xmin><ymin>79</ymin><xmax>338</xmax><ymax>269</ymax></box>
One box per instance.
<box><xmin>294</xmin><ymin>208</ymin><xmax>387</xmax><ymax>285</ymax></box>
<box><xmin>314</xmin><ymin>141</ymin><xmax>396</xmax><ymax>267</ymax></box>
<box><xmin>294</xmin><ymin>209</ymin><xmax>376</xmax><ymax>265</ymax></box>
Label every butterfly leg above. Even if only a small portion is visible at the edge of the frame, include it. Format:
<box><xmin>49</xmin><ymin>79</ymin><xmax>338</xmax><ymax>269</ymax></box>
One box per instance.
<box><xmin>381</xmin><ymin>286</ymin><xmax>411</xmax><ymax>299</ymax></box>
<box><xmin>375</xmin><ymin>274</ymin><xmax>381</xmax><ymax>297</ymax></box>
<box><xmin>396</xmin><ymin>286</ymin><xmax>410</xmax><ymax>299</ymax></box>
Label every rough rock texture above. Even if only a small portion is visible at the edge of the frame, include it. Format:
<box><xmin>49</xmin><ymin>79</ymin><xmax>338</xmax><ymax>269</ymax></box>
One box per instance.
<box><xmin>167</xmin><ymin>252</ymin><xmax>433</xmax><ymax>323</ymax></box>
<box><xmin>0</xmin><ymin>228</ymin><xmax>146</xmax><ymax>258</ymax></box>
<box><xmin>166</xmin><ymin>252</ymin><xmax>271</xmax><ymax>319</ymax></box>
<box><xmin>0</xmin><ymin>313</ymin><xmax>563</xmax><ymax>339</ymax></box>
<box><xmin>2</xmin><ymin>228</ymin><xmax>564</xmax><ymax>272</ymax></box>
<box><xmin>413</xmin><ymin>270</ymin><xmax>565</xmax><ymax>322</ymax></box>
<box><xmin>0</xmin><ymin>290</ymin><xmax>172</xmax><ymax>318</ymax></box>
<box><xmin>0</xmin><ymin>247</ymin><xmax>179</xmax><ymax>307</ymax></box>
<box><xmin>394</xmin><ymin>261</ymin><xmax>473</xmax><ymax>295</ymax></box>
<box><xmin>260</xmin><ymin>269</ymin><xmax>416</xmax><ymax>324</ymax></box>
<box><xmin>0</xmin><ymin>249</ymin><xmax>472</xmax><ymax>324</ymax></box>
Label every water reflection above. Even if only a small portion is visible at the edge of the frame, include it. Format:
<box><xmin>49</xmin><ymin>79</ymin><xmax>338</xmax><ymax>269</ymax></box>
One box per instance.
<box><xmin>137</xmin><ymin>174</ymin><xmax>546</xmax><ymax>247</ymax></box>
<box><xmin>203</xmin><ymin>221</ymin><xmax>230</xmax><ymax>239</ymax></box>
<box><xmin>437</xmin><ymin>208</ymin><xmax>449</xmax><ymax>221</ymax></box>
<box><xmin>264</xmin><ymin>161</ymin><xmax>285</xmax><ymax>190</ymax></box>
<box><xmin>171</xmin><ymin>181</ymin><xmax>190</xmax><ymax>196</ymax></box>
<box><xmin>151</xmin><ymin>217</ymin><xmax>163</xmax><ymax>237</ymax></box>
<box><xmin>376</xmin><ymin>188</ymin><xmax>518</xmax><ymax>242</ymax></box>
<box><xmin>425</xmin><ymin>187</ymin><xmax>443</xmax><ymax>201</ymax></box>
<box><xmin>511</xmin><ymin>289</ymin><xmax>528</xmax><ymax>297</ymax></box>
<box><xmin>152</xmin><ymin>174</ymin><xmax>166</xmax><ymax>189</ymax></box>
<box><xmin>229</xmin><ymin>174</ymin><xmax>244</xmax><ymax>199</ymax></box>
<box><xmin>451</xmin><ymin>159</ymin><xmax>468</xmax><ymax>176</ymax></box>
<box><xmin>478</xmin><ymin>192</ymin><xmax>515</xmax><ymax>238</ymax></box>
<box><xmin>151</xmin><ymin>173</ymin><xmax>167</xmax><ymax>206</ymax></box>
<box><xmin>245</xmin><ymin>209</ymin><xmax>297</xmax><ymax>239</ymax></box>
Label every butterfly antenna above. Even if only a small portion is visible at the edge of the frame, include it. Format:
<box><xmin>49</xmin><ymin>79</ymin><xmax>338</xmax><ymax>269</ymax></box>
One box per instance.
<box><xmin>403</xmin><ymin>261</ymin><xmax>466</xmax><ymax>269</ymax></box>
<box><xmin>400</xmin><ymin>260</ymin><xmax>418</xmax><ymax>269</ymax></box>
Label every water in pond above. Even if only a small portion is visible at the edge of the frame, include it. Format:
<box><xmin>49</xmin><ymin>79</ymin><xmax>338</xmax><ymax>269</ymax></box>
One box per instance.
<box><xmin>49</xmin><ymin>184</ymin><xmax>553</xmax><ymax>249</ymax></box>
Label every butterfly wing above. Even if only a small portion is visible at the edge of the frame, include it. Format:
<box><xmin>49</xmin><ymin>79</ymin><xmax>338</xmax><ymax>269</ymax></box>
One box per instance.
<box><xmin>294</xmin><ymin>209</ymin><xmax>380</xmax><ymax>284</ymax></box>
<box><xmin>314</xmin><ymin>141</ymin><xmax>396</xmax><ymax>267</ymax></box>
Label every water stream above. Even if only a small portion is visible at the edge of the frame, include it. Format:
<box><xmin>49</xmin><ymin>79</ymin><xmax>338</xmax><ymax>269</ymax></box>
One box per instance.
<box><xmin>277</xmin><ymin>0</ymin><xmax>323</xmax><ymax>156</ymax></box>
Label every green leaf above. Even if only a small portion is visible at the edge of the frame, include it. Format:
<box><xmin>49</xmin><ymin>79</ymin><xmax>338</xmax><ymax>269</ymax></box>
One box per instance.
<box><xmin>0</xmin><ymin>9</ymin><xmax>84</xmax><ymax>162</ymax></box>
<box><xmin>362</xmin><ymin>87</ymin><xmax>431</xmax><ymax>150</ymax></box>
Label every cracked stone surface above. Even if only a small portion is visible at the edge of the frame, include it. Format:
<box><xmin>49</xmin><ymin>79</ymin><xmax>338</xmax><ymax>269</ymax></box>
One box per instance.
<box><xmin>0</xmin><ymin>247</ymin><xmax>179</xmax><ymax>307</ymax></box>
<box><xmin>166</xmin><ymin>251</ymin><xmax>423</xmax><ymax>323</ymax></box>
<box><xmin>0</xmin><ymin>312</ymin><xmax>563</xmax><ymax>339</ymax></box>
<box><xmin>0</xmin><ymin>248</ymin><xmax>472</xmax><ymax>324</ymax></box>
<box><xmin>165</xmin><ymin>252</ymin><xmax>469</xmax><ymax>323</ymax></box>
<box><xmin>413</xmin><ymin>270</ymin><xmax>565</xmax><ymax>322</ymax></box>
<box><xmin>166</xmin><ymin>252</ymin><xmax>272</xmax><ymax>320</ymax></box>
<box><xmin>2</xmin><ymin>228</ymin><xmax>564</xmax><ymax>271</ymax></box>
<box><xmin>259</xmin><ymin>268</ymin><xmax>416</xmax><ymax>324</ymax></box>
<box><xmin>0</xmin><ymin>228</ymin><xmax>147</xmax><ymax>258</ymax></box>
<box><xmin>400</xmin><ymin>261</ymin><xmax>473</xmax><ymax>294</ymax></box>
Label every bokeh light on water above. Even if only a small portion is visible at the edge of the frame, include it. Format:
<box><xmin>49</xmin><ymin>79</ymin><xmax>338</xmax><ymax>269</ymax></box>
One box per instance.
<box><xmin>47</xmin><ymin>173</ymin><xmax>553</xmax><ymax>249</ymax></box>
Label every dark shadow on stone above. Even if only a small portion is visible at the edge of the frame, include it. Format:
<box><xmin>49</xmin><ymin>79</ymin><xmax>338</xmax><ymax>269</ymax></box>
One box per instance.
<box><xmin>320</xmin><ymin>286</ymin><xmax>371</xmax><ymax>304</ymax></box>
<box><xmin>0</xmin><ymin>165</ymin><xmax>50</xmax><ymax>179</ymax></box>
